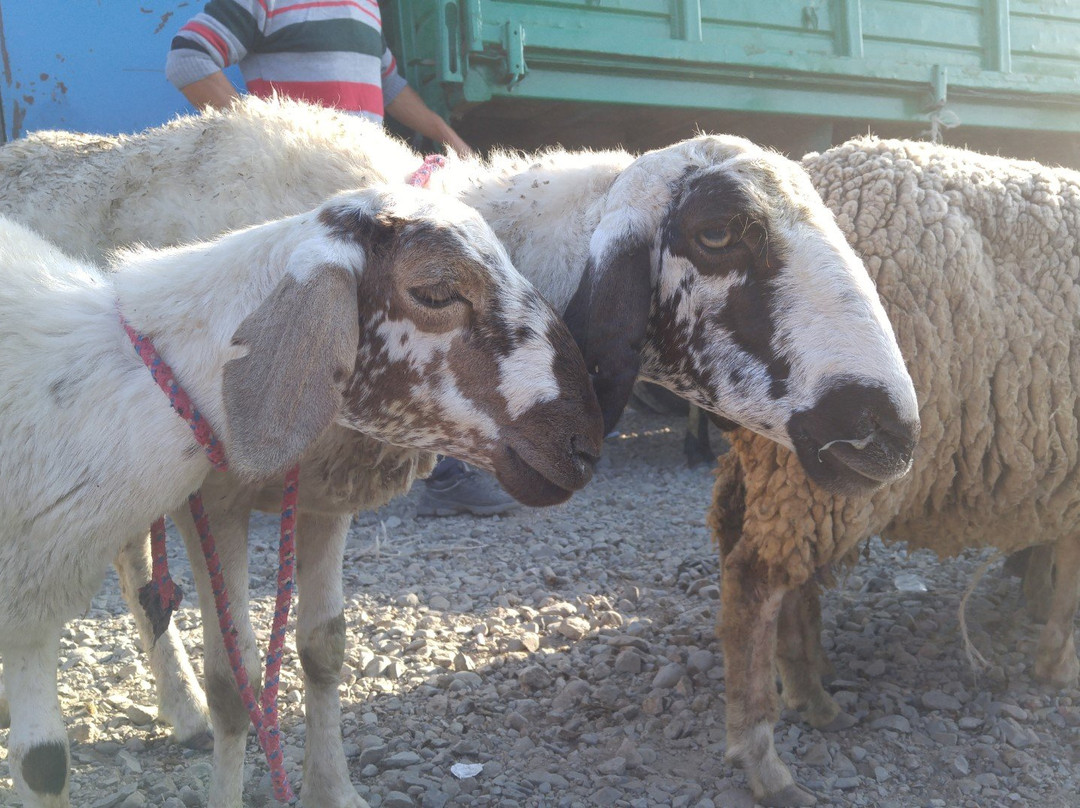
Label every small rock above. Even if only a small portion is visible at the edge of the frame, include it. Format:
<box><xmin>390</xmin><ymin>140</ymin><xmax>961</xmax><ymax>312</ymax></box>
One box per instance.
<box><xmin>117</xmin><ymin>750</ymin><xmax>142</xmax><ymax>774</ymax></box>
<box><xmin>616</xmin><ymin>738</ymin><xmax>644</xmax><ymax>769</ymax></box>
<box><xmin>453</xmin><ymin>652</ymin><xmax>475</xmax><ymax>672</ymax></box>
<box><xmin>364</xmin><ymin>656</ymin><xmax>389</xmax><ymax>678</ymax></box>
<box><xmin>383</xmin><ymin>790</ymin><xmax>415</xmax><ymax>808</ymax></box>
<box><xmin>524</xmin><ymin>771</ymin><xmax>571</xmax><ymax>789</ymax></box>
<box><xmin>591</xmin><ymin>785</ymin><xmax>623</xmax><ymax>806</ymax></box>
<box><xmin>177</xmin><ymin>786</ymin><xmax>201</xmax><ymax>808</ymax></box>
<box><xmin>507</xmin><ymin>633</ymin><xmax>541</xmax><ymax>653</ymax></box>
<box><xmin>870</xmin><ymin>715</ymin><xmax>911</xmax><ymax>733</ymax></box>
<box><xmin>991</xmin><ymin>702</ymin><xmax>1029</xmax><ymax>722</ymax></box>
<box><xmin>652</xmin><ymin>662</ymin><xmax>685</xmax><ymax>689</ymax></box>
<box><xmin>119</xmin><ymin>792</ymin><xmax>148</xmax><ymax>808</ymax></box>
<box><xmin>90</xmin><ymin>791</ymin><xmax>134</xmax><ymax>808</ymax></box>
<box><xmin>803</xmin><ymin>741</ymin><xmax>831</xmax><ymax>767</ymax></box>
<box><xmin>450</xmin><ymin>671</ymin><xmax>483</xmax><ymax>689</ymax></box>
<box><xmin>518</xmin><ymin>665</ymin><xmax>553</xmax><ymax>690</ymax></box>
<box><xmin>552</xmin><ymin>678</ymin><xmax>591</xmax><ymax>712</ymax></box>
<box><xmin>922</xmin><ymin>690</ymin><xmax>962</xmax><ymax>712</ymax></box>
<box><xmin>606</xmin><ymin>634</ymin><xmax>649</xmax><ymax>651</ymax></box>
<box><xmin>713</xmin><ymin>787</ymin><xmax>755</xmax><ymax>808</ymax></box>
<box><xmin>421</xmin><ymin>791</ymin><xmax>451</xmax><ymax>808</ymax></box>
<box><xmin>70</xmin><ymin>723</ymin><xmax>96</xmax><ymax>744</ymax></box>
<box><xmin>642</xmin><ymin>691</ymin><xmax>665</xmax><ymax>715</ymax></box>
<box><xmin>864</xmin><ymin>659</ymin><xmax>887</xmax><ymax>677</ymax></box>
<box><xmin>974</xmin><ymin>772</ymin><xmax>1000</xmax><ymax>789</ymax></box>
<box><xmin>597</xmin><ymin>756</ymin><xmax>627</xmax><ymax>775</ymax></box>
<box><xmin>555</xmin><ymin>616</ymin><xmax>592</xmax><ymax>641</ymax></box>
<box><xmin>686</xmin><ymin>649</ymin><xmax>715</xmax><ymax>674</ymax></box>
<box><xmin>614</xmin><ymin>648</ymin><xmax>644</xmax><ymax>674</ymax></box>
<box><xmin>358</xmin><ymin>742</ymin><xmax>388</xmax><ymax>768</ymax></box>
<box><xmin>429</xmin><ymin>595</ymin><xmax>451</xmax><ymax>610</ymax></box>
<box><xmin>1001</xmin><ymin>718</ymin><xmax>1039</xmax><ymax>749</ymax></box>
<box><xmin>382</xmin><ymin>751</ymin><xmax>423</xmax><ymax>770</ymax></box>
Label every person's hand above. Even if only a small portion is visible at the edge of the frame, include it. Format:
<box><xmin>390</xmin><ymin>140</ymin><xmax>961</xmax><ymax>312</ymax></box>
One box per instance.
<box><xmin>180</xmin><ymin>72</ymin><xmax>241</xmax><ymax>111</ymax></box>
<box><xmin>386</xmin><ymin>86</ymin><xmax>474</xmax><ymax>157</ymax></box>
<box><xmin>442</xmin><ymin>127</ymin><xmax>474</xmax><ymax>158</ymax></box>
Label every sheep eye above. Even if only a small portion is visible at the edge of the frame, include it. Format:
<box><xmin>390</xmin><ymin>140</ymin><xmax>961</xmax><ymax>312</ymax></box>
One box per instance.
<box><xmin>695</xmin><ymin>227</ymin><xmax>736</xmax><ymax>251</ymax></box>
<box><xmin>409</xmin><ymin>285</ymin><xmax>462</xmax><ymax>310</ymax></box>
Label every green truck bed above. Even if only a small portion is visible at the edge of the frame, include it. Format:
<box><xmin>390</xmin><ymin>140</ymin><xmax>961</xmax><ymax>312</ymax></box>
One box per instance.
<box><xmin>383</xmin><ymin>0</ymin><xmax>1080</xmax><ymax>158</ymax></box>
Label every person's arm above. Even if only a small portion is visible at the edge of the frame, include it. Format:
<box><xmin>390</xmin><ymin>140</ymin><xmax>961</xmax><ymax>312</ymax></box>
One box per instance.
<box><xmin>166</xmin><ymin>1</ymin><xmax>262</xmax><ymax>110</ymax></box>
<box><xmin>179</xmin><ymin>71</ymin><xmax>241</xmax><ymax>111</ymax></box>
<box><xmin>384</xmin><ymin>85</ymin><xmax>474</xmax><ymax>157</ymax></box>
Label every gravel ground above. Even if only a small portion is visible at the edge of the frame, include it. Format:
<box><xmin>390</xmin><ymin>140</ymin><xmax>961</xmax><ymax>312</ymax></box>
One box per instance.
<box><xmin>2</xmin><ymin>409</ymin><xmax>1079</xmax><ymax>808</ymax></box>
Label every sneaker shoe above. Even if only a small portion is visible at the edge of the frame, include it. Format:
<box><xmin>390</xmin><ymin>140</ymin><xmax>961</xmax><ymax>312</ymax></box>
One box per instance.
<box><xmin>416</xmin><ymin>459</ymin><xmax>521</xmax><ymax>517</ymax></box>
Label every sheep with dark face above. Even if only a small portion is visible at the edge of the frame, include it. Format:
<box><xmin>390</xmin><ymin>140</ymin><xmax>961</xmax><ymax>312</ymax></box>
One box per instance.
<box><xmin>0</xmin><ymin>99</ymin><xmax>918</xmax><ymax>807</ymax></box>
<box><xmin>0</xmin><ymin>186</ymin><xmax>602</xmax><ymax>808</ymax></box>
<box><xmin>709</xmin><ymin>137</ymin><xmax>1080</xmax><ymax>807</ymax></box>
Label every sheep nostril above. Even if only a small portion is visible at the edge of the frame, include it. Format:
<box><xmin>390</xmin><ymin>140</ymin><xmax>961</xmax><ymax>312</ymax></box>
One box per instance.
<box><xmin>571</xmin><ymin>433</ymin><xmax>600</xmax><ymax>465</ymax></box>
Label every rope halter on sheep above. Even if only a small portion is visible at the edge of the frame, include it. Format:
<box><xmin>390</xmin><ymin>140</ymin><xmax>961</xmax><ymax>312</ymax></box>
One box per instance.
<box><xmin>115</xmin><ymin>155</ymin><xmax>450</xmax><ymax>802</ymax></box>
<box><xmin>409</xmin><ymin>153</ymin><xmax>447</xmax><ymax>187</ymax></box>
<box><xmin>119</xmin><ymin>307</ymin><xmax>299</xmax><ymax>804</ymax></box>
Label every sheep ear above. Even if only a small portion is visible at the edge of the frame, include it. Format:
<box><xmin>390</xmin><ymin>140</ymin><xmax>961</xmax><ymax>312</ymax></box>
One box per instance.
<box><xmin>563</xmin><ymin>236</ymin><xmax>653</xmax><ymax>435</ymax></box>
<box><xmin>222</xmin><ymin>262</ymin><xmax>358</xmax><ymax>479</ymax></box>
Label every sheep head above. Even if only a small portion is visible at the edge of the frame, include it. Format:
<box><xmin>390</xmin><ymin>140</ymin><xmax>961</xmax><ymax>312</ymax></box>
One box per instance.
<box><xmin>565</xmin><ymin>136</ymin><xmax>920</xmax><ymax>496</ymax></box>
<box><xmin>222</xmin><ymin>185</ymin><xmax>601</xmax><ymax>506</ymax></box>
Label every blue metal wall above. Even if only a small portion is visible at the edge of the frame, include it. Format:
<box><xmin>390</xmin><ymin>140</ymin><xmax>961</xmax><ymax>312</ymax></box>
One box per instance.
<box><xmin>0</xmin><ymin>0</ymin><xmax>240</xmax><ymax>139</ymax></box>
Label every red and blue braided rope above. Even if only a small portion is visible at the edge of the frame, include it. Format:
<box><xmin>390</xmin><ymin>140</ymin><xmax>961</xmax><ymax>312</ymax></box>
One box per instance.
<box><xmin>408</xmin><ymin>153</ymin><xmax>447</xmax><ymax>188</ymax></box>
<box><xmin>119</xmin><ymin>307</ymin><xmax>298</xmax><ymax>803</ymax></box>
<box><xmin>118</xmin><ymin>311</ymin><xmax>229</xmax><ymax>472</ymax></box>
<box><xmin>191</xmin><ymin>483</ymin><xmax>297</xmax><ymax>803</ymax></box>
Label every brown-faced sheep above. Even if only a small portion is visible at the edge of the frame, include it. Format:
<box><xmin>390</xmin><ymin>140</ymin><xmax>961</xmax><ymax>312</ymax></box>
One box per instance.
<box><xmin>708</xmin><ymin>137</ymin><xmax>1080</xmax><ymax>807</ymax></box>
<box><xmin>0</xmin><ymin>185</ymin><xmax>604</xmax><ymax>808</ymax></box>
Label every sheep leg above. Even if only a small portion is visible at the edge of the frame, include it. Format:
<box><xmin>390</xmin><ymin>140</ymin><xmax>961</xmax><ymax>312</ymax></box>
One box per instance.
<box><xmin>0</xmin><ymin>661</ymin><xmax>9</xmax><ymax>729</ymax></box>
<box><xmin>3</xmin><ymin>628</ymin><xmax>70</xmax><ymax>808</ymax></box>
<box><xmin>721</xmin><ymin>550</ymin><xmax>816</xmax><ymax>808</ymax></box>
<box><xmin>172</xmin><ymin>483</ymin><xmax>261</xmax><ymax>808</ymax></box>
<box><xmin>683</xmin><ymin>404</ymin><xmax>715</xmax><ymax>467</ymax></box>
<box><xmin>1019</xmin><ymin>545</ymin><xmax>1055</xmax><ymax>624</ymax></box>
<box><xmin>776</xmin><ymin>582</ymin><xmax>845</xmax><ymax>730</ymax></box>
<box><xmin>112</xmin><ymin>530</ymin><xmax>212</xmax><ymax>749</ymax></box>
<box><xmin>1033</xmin><ymin>536</ymin><xmax>1080</xmax><ymax>688</ymax></box>
<box><xmin>295</xmin><ymin>510</ymin><xmax>370</xmax><ymax>808</ymax></box>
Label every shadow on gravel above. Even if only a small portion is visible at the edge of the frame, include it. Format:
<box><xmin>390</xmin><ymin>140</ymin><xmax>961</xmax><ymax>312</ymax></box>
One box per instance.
<box><xmin>1</xmin><ymin>411</ymin><xmax>1079</xmax><ymax>807</ymax></box>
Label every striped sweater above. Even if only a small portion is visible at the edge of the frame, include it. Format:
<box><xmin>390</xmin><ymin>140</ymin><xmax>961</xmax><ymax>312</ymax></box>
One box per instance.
<box><xmin>166</xmin><ymin>0</ymin><xmax>407</xmax><ymax>121</ymax></box>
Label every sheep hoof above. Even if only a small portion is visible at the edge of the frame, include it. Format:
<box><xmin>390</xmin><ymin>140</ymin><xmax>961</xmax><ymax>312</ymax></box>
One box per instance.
<box><xmin>176</xmin><ymin>729</ymin><xmax>214</xmax><ymax>751</ymax></box>
<box><xmin>816</xmin><ymin>711</ymin><xmax>857</xmax><ymax>732</ymax></box>
<box><xmin>1033</xmin><ymin>654</ymin><xmax>1080</xmax><ymax>690</ymax></box>
<box><xmin>760</xmin><ymin>784</ymin><xmax>818</xmax><ymax>807</ymax></box>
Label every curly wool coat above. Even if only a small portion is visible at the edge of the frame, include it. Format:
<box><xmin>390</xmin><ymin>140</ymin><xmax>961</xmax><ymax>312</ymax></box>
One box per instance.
<box><xmin>715</xmin><ymin>136</ymin><xmax>1080</xmax><ymax>584</ymax></box>
<box><xmin>707</xmin><ymin>136</ymin><xmax>1080</xmax><ymax>806</ymax></box>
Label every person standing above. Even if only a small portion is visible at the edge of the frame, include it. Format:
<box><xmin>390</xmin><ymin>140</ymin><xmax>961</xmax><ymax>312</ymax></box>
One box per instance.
<box><xmin>165</xmin><ymin>1</ymin><xmax>520</xmax><ymax>516</ymax></box>
<box><xmin>165</xmin><ymin>0</ymin><xmax>471</xmax><ymax>155</ymax></box>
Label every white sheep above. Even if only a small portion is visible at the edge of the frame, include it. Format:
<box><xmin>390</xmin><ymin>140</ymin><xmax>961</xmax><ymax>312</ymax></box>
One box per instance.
<box><xmin>0</xmin><ymin>98</ymin><xmax>920</xmax><ymax>807</ymax></box>
<box><xmin>0</xmin><ymin>185</ymin><xmax>604</xmax><ymax>808</ymax></box>
<box><xmin>707</xmin><ymin>137</ymin><xmax>1080</xmax><ymax>807</ymax></box>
